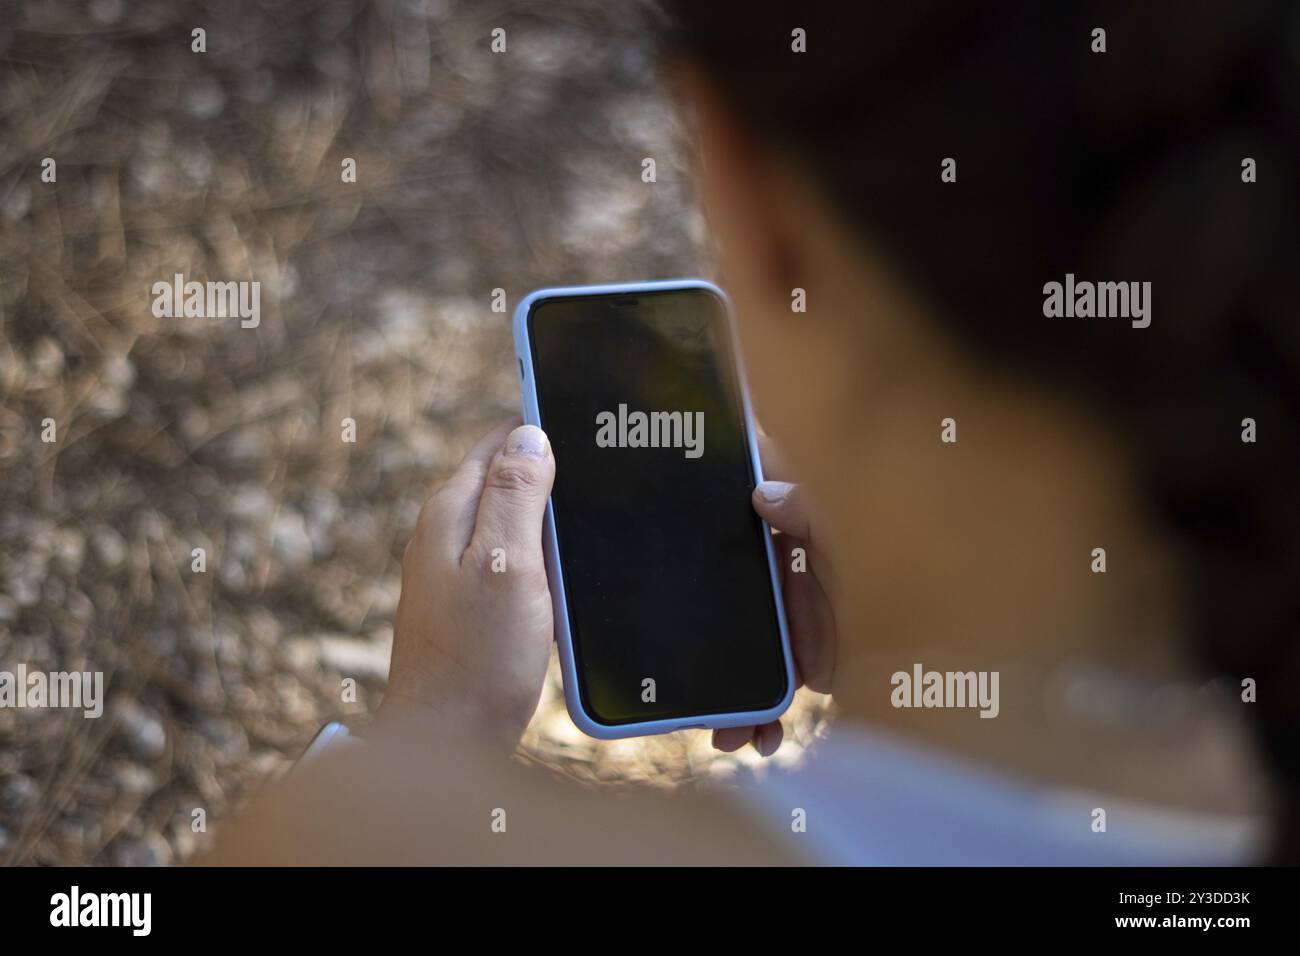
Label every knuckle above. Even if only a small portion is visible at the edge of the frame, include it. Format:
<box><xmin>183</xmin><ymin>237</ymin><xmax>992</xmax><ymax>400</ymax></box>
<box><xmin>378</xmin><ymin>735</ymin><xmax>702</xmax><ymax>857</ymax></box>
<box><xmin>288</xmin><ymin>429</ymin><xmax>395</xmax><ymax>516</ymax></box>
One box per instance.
<box><xmin>486</xmin><ymin>460</ymin><xmax>544</xmax><ymax>495</ymax></box>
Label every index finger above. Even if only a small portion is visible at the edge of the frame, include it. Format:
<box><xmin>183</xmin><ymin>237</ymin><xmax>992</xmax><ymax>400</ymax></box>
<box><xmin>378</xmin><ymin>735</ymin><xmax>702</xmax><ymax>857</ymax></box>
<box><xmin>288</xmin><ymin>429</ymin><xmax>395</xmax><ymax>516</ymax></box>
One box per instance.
<box><xmin>414</xmin><ymin>417</ymin><xmax>521</xmax><ymax>560</ymax></box>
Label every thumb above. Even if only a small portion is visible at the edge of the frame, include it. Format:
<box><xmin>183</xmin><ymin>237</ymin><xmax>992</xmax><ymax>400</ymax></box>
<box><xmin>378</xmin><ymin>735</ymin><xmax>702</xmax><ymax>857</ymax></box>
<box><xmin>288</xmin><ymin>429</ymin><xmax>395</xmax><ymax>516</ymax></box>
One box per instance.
<box><xmin>751</xmin><ymin>480</ymin><xmax>811</xmax><ymax>540</ymax></box>
<box><xmin>465</xmin><ymin>425</ymin><xmax>555</xmax><ymax>571</ymax></box>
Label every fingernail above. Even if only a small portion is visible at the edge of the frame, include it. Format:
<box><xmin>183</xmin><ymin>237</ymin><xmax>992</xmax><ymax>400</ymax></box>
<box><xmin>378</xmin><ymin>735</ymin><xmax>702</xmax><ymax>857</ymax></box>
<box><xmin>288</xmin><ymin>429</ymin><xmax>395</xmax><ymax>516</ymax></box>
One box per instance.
<box><xmin>755</xmin><ymin>480</ymin><xmax>793</xmax><ymax>504</ymax></box>
<box><xmin>504</xmin><ymin>424</ymin><xmax>549</xmax><ymax>459</ymax></box>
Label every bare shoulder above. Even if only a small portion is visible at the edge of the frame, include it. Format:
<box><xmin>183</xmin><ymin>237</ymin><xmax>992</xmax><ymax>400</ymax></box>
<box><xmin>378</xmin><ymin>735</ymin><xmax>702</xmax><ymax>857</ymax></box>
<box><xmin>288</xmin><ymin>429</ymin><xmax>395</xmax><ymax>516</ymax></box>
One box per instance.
<box><xmin>203</xmin><ymin>723</ymin><xmax>804</xmax><ymax>866</ymax></box>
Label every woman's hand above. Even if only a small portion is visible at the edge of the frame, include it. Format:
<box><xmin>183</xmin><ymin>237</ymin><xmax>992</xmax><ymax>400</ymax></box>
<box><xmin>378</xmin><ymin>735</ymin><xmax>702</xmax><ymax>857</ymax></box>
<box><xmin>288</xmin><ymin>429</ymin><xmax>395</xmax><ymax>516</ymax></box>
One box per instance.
<box><xmin>377</xmin><ymin>421</ymin><xmax>834</xmax><ymax>759</ymax></box>
<box><xmin>712</xmin><ymin>436</ymin><xmax>838</xmax><ymax>756</ymax></box>
<box><xmin>376</xmin><ymin>419</ymin><xmax>556</xmax><ymax>752</ymax></box>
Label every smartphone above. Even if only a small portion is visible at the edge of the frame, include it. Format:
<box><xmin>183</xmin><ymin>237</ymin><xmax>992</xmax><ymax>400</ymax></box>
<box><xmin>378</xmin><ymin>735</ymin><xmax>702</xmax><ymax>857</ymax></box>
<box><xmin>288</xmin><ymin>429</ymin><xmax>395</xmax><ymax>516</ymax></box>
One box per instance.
<box><xmin>513</xmin><ymin>279</ymin><xmax>795</xmax><ymax>739</ymax></box>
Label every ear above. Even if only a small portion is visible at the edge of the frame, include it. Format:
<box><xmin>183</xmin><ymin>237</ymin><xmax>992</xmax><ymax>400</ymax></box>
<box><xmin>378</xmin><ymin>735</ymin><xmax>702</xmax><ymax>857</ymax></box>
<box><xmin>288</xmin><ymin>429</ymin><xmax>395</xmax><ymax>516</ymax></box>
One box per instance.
<box><xmin>670</xmin><ymin>66</ymin><xmax>802</xmax><ymax>304</ymax></box>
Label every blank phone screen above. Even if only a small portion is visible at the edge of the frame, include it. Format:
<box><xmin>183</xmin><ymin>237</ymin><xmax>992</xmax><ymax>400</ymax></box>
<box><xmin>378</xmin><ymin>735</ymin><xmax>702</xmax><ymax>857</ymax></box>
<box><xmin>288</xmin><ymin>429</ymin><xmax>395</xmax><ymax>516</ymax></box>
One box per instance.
<box><xmin>527</xmin><ymin>287</ymin><xmax>789</xmax><ymax>726</ymax></box>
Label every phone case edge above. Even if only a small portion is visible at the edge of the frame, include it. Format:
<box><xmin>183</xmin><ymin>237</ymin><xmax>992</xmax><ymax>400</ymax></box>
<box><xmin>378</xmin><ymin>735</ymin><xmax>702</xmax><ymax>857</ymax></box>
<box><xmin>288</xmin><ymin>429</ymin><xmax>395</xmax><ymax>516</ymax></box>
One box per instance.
<box><xmin>512</xmin><ymin>278</ymin><xmax>797</xmax><ymax>741</ymax></box>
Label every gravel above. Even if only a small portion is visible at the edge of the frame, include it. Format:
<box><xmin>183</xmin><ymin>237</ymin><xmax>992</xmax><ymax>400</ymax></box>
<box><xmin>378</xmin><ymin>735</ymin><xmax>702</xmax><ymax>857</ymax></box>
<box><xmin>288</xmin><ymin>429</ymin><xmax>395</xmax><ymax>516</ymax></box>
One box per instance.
<box><xmin>0</xmin><ymin>0</ymin><xmax>828</xmax><ymax>865</ymax></box>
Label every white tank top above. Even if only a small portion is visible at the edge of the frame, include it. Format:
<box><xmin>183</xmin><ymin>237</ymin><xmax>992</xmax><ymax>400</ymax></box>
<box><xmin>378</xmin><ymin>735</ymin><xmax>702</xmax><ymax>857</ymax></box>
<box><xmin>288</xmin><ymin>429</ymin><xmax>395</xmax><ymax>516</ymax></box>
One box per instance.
<box><xmin>728</xmin><ymin>724</ymin><xmax>1263</xmax><ymax>865</ymax></box>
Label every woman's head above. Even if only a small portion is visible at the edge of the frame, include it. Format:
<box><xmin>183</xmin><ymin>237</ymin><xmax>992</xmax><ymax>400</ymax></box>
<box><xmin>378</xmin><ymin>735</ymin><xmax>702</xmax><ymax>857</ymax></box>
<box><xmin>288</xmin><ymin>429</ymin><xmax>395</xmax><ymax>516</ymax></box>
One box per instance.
<box><xmin>663</xmin><ymin>0</ymin><xmax>1299</xmax><ymax>850</ymax></box>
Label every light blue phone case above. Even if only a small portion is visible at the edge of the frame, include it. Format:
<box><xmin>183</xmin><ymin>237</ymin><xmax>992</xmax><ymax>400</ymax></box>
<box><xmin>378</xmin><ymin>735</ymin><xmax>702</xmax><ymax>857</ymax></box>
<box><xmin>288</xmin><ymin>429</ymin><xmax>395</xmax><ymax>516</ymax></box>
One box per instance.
<box><xmin>512</xmin><ymin>279</ymin><xmax>796</xmax><ymax>740</ymax></box>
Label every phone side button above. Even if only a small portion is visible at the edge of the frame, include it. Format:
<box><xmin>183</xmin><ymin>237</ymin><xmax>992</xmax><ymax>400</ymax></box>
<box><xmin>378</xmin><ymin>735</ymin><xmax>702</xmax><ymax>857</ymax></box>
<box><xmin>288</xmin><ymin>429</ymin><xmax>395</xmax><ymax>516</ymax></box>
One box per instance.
<box><xmin>674</xmin><ymin>723</ymin><xmax>707</xmax><ymax>732</ymax></box>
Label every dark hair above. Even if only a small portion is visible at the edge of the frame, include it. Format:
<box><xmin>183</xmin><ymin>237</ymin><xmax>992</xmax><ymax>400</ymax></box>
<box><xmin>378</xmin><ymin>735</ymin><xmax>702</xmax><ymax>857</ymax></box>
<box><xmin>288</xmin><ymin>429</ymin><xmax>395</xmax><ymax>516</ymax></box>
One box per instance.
<box><xmin>664</xmin><ymin>0</ymin><xmax>1300</xmax><ymax>859</ymax></box>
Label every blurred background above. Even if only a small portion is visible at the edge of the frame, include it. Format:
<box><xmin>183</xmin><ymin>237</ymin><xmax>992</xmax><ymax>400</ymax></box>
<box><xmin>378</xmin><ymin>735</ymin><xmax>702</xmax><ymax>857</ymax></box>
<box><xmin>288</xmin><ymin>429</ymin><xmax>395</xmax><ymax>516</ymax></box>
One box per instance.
<box><xmin>0</xmin><ymin>0</ymin><xmax>827</xmax><ymax>865</ymax></box>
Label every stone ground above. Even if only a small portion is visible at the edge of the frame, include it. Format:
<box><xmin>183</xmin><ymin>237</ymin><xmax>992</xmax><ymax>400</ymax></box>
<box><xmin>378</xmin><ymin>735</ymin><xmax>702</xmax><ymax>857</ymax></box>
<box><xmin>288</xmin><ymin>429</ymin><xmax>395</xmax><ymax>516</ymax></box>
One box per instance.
<box><xmin>0</xmin><ymin>0</ymin><xmax>827</xmax><ymax>865</ymax></box>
